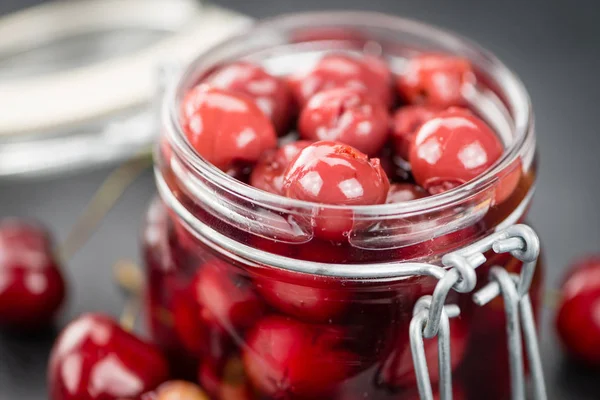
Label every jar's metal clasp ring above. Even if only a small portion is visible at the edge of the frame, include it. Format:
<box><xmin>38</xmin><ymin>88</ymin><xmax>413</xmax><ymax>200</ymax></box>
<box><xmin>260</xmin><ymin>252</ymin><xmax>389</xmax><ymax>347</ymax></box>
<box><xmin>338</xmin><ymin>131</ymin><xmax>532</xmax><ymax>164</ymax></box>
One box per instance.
<box><xmin>409</xmin><ymin>224</ymin><xmax>547</xmax><ymax>400</ymax></box>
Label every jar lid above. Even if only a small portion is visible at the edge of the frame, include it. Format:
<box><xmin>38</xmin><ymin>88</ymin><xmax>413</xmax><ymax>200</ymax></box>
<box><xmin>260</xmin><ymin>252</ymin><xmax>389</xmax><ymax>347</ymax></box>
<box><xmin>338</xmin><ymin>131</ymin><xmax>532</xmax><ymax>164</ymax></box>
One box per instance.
<box><xmin>0</xmin><ymin>0</ymin><xmax>250</xmax><ymax>179</ymax></box>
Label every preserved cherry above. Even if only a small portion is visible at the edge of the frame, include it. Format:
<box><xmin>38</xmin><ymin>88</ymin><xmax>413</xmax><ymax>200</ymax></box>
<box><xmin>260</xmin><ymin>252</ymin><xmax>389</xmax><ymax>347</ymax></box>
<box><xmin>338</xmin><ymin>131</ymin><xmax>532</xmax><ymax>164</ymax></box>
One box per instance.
<box><xmin>298</xmin><ymin>87</ymin><xmax>390</xmax><ymax>156</ymax></box>
<box><xmin>204</xmin><ymin>61</ymin><xmax>293</xmax><ymax>134</ymax></box>
<box><xmin>282</xmin><ymin>141</ymin><xmax>390</xmax><ymax>240</ymax></box>
<box><xmin>397</xmin><ymin>53</ymin><xmax>474</xmax><ymax>107</ymax></box>
<box><xmin>242</xmin><ymin>316</ymin><xmax>360</xmax><ymax>398</ymax></box>
<box><xmin>391</xmin><ymin>105</ymin><xmax>441</xmax><ymax>160</ymax></box>
<box><xmin>180</xmin><ymin>86</ymin><xmax>277</xmax><ymax>171</ymax></box>
<box><xmin>249</xmin><ymin>141</ymin><xmax>312</xmax><ymax>195</ymax></box>
<box><xmin>409</xmin><ymin>108</ymin><xmax>503</xmax><ymax>194</ymax></box>
<box><xmin>288</xmin><ymin>53</ymin><xmax>393</xmax><ymax>108</ymax></box>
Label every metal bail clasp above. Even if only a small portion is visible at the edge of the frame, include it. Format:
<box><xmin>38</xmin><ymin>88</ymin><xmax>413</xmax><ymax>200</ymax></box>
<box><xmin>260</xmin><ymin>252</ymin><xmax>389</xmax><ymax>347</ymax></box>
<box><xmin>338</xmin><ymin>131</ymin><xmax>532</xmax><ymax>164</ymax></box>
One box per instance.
<box><xmin>411</xmin><ymin>296</ymin><xmax>461</xmax><ymax>400</ymax></box>
<box><xmin>474</xmin><ymin>269</ymin><xmax>547</xmax><ymax>400</ymax></box>
<box><xmin>408</xmin><ymin>224</ymin><xmax>547</xmax><ymax>400</ymax></box>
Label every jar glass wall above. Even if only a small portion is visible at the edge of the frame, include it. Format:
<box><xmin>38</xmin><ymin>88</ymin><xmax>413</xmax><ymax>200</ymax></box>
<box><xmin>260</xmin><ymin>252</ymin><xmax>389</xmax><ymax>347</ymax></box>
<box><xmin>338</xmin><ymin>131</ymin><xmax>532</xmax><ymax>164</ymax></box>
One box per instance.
<box><xmin>143</xmin><ymin>12</ymin><xmax>541</xmax><ymax>400</ymax></box>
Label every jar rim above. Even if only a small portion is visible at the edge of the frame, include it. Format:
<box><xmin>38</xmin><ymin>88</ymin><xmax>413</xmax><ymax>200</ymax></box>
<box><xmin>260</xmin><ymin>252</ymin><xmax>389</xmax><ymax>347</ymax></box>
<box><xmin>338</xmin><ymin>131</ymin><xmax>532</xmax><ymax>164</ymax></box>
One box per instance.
<box><xmin>163</xmin><ymin>10</ymin><xmax>534</xmax><ymax>218</ymax></box>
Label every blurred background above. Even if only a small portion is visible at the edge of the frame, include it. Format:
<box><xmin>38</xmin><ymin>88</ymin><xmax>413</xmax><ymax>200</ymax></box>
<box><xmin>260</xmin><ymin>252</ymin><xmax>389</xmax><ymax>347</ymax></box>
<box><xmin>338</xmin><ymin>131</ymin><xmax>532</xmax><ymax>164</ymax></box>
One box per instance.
<box><xmin>0</xmin><ymin>0</ymin><xmax>599</xmax><ymax>399</ymax></box>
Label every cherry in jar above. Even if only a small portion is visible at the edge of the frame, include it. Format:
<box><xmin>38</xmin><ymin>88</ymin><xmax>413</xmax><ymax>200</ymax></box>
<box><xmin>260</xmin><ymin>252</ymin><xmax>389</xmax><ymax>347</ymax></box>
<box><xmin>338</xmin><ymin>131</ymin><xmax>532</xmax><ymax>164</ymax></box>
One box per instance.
<box><xmin>409</xmin><ymin>108</ymin><xmax>503</xmax><ymax>195</ymax></box>
<box><xmin>204</xmin><ymin>61</ymin><xmax>293</xmax><ymax>135</ymax></box>
<box><xmin>180</xmin><ymin>86</ymin><xmax>277</xmax><ymax>171</ymax></box>
<box><xmin>298</xmin><ymin>87</ymin><xmax>390</xmax><ymax>156</ymax></box>
<box><xmin>397</xmin><ymin>53</ymin><xmax>474</xmax><ymax>107</ymax></box>
<box><xmin>282</xmin><ymin>141</ymin><xmax>390</xmax><ymax>240</ymax></box>
<box><xmin>288</xmin><ymin>53</ymin><xmax>393</xmax><ymax>108</ymax></box>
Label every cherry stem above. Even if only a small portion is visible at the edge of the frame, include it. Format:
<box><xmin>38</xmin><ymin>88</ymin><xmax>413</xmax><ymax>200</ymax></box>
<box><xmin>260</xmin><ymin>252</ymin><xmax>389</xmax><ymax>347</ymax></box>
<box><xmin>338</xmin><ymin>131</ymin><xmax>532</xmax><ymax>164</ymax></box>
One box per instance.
<box><xmin>113</xmin><ymin>259</ymin><xmax>144</xmax><ymax>332</ymax></box>
<box><xmin>113</xmin><ymin>259</ymin><xmax>144</xmax><ymax>296</ymax></box>
<box><xmin>119</xmin><ymin>296</ymin><xmax>140</xmax><ymax>332</ymax></box>
<box><xmin>59</xmin><ymin>152</ymin><xmax>152</xmax><ymax>261</ymax></box>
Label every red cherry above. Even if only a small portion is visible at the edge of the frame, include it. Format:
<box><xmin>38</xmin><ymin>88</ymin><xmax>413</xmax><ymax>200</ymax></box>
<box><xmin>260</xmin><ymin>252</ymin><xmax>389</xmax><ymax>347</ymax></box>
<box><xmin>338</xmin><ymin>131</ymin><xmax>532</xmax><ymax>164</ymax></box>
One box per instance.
<box><xmin>380</xmin><ymin>317</ymin><xmax>468</xmax><ymax>388</ymax></box>
<box><xmin>288</xmin><ymin>53</ymin><xmax>393</xmax><ymax>108</ymax></box>
<box><xmin>250</xmin><ymin>141</ymin><xmax>313</xmax><ymax>194</ymax></box>
<box><xmin>282</xmin><ymin>141</ymin><xmax>390</xmax><ymax>240</ymax></box>
<box><xmin>386</xmin><ymin>183</ymin><xmax>427</xmax><ymax>203</ymax></box>
<box><xmin>0</xmin><ymin>219</ymin><xmax>66</xmax><ymax>329</ymax></box>
<box><xmin>298</xmin><ymin>87</ymin><xmax>390</xmax><ymax>156</ymax></box>
<box><xmin>283</xmin><ymin>141</ymin><xmax>389</xmax><ymax>205</ymax></box>
<box><xmin>242</xmin><ymin>316</ymin><xmax>359</xmax><ymax>397</ymax></box>
<box><xmin>397</xmin><ymin>53</ymin><xmax>474</xmax><ymax>107</ymax></box>
<box><xmin>254</xmin><ymin>271</ymin><xmax>351</xmax><ymax>323</ymax></box>
<box><xmin>180</xmin><ymin>86</ymin><xmax>277</xmax><ymax>171</ymax></box>
<box><xmin>204</xmin><ymin>61</ymin><xmax>293</xmax><ymax>134</ymax></box>
<box><xmin>192</xmin><ymin>260</ymin><xmax>264</xmax><ymax>333</ymax></box>
<box><xmin>170</xmin><ymin>284</ymin><xmax>212</xmax><ymax>357</ymax></box>
<box><xmin>391</xmin><ymin>105</ymin><xmax>442</xmax><ymax>160</ymax></box>
<box><xmin>409</xmin><ymin>108</ymin><xmax>503</xmax><ymax>194</ymax></box>
<box><xmin>48</xmin><ymin>313</ymin><xmax>169</xmax><ymax>400</ymax></box>
<box><xmin>556</xmin><ymin>256</ymin><xmax>600</xmax><ymax>365</ymax></box>
<box><xmin>172</xmin><ymin>260</ymin><xmax>262</xmax><ymax>362</ymax></box>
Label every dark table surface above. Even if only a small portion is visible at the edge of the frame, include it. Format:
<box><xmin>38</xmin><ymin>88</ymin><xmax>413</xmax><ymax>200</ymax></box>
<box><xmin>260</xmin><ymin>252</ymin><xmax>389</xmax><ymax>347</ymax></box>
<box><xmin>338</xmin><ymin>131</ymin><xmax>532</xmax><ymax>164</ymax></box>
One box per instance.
<box><xmin>1</xmin><ymin>0</ymin><xmax>600</xmax><ymax>399</ymax></box>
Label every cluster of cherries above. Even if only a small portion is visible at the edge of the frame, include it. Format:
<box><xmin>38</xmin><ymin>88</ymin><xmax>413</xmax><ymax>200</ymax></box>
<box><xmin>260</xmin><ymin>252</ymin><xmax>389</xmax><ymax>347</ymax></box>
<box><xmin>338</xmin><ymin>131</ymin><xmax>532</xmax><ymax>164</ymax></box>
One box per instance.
<box><xmin>179</xmin><ymin>51</ymin><xmax>512</xmax><ymax>231</ymax></box>
<box><xmin>0</xmin><ymin>49</ymin><xmax>597</xmax><ymax>400</ymax></box>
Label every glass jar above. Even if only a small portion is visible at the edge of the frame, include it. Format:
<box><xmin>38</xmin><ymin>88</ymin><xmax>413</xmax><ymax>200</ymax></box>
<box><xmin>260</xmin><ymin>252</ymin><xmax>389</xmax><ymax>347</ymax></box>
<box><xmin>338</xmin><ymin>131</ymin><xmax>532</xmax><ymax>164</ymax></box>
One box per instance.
<box><xmin>143</xmin><ymin>12</ymin><xmax>541</xmax><ymax>400</ymax></box>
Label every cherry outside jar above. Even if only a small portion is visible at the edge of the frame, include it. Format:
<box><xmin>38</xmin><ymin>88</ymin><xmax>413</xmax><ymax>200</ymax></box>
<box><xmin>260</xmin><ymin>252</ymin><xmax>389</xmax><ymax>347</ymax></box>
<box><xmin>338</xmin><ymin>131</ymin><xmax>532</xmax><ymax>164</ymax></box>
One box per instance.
<box><xmin>143</xmin><ymin>12</ymin><xmax>545</xmax><ymax>400</ymax></box>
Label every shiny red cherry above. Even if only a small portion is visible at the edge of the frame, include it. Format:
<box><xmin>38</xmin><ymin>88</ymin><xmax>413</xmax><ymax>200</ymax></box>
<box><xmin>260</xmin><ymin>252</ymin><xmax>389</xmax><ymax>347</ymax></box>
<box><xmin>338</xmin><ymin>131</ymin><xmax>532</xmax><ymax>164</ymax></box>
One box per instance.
<box><xmin>48</xmin><ymin>313</ymin><xmax>169</xmax><ymax>400</ymax></box>
<box><xmin>283</xmin><ymin>141</ymin><xmax>390</xmax><ymax>205</ymax></box>
<box><xmin>409</xmin><ymin>108</ymin><xmax>503</xmax><ymax>194</ymax></box>
<box><xmin>180</xmin><ymin>86</ymin><xmax>277</xmax><ymax>171</ymax></box>
<box><xmin>391</xmin><ymin>105</ymin><xmax>442</xmax><ymax>160</ymax></box>
<box><xmin>254</xmin><ymin>274</ymin><xmax>350</xmax><ymax>323</ymax></box>
<box><xmin>192</xmin><ymin>259</ymin><xmax>264</xmax><ymax>332</ymax></box>
<box><xmin>0</xmin><ymin>219</ymin><xmax>66</xmax><ymax>329</ymax></box>
<box><xmin>386</xmin><ymin>183</ymin><xmax>427</xmax><ymax>203</ymax></box>
<box><xmin>170</xmin><ymin>284</ymin><xmax>214</xmax><ymax>358</ymax></box>
<box><xmin>172</xmin><ymin>260</ymin><xmax>262</xmax><ymax>362</ymax></box>
<box><xmin>282</xmin><ymin>141</ymin><xmax>389</xmax><ymax>240</ymax></box>
<box><xmin>141</xmin><ymin>380</ymin><xmax>208</xmax><ymax>400</ymax></box>
<box><xmin>298</xmin><ymin>87</ymin><xmax>390</xmax><ymax>156</ymax></box>
<box><xmin>556</xmin><ymin>256</ymin><xmax>600</xmax><ymax>365</ymax></box>
<box><xmin>397</xmin><ymin>53</ymin><xmax>474</xmax><ymax>107</ymax></box>
<box><xmin>204</xmin><ymin>61</ymin><xmax>293</xmax><ymax>134</ymax></box>
<box><xmin>380</xmin><ymin>317</ymin><xmax>468</xmax><ymax>388</ymax></box>
<box><xmin>242</xmin><ymin>316</ymin><xmax>358</xmax><ymax>397</ymax></box>
<box><xmin>288</xmin><ymin>53</ymin><xmax>393</xmax><ymax>108</ymax></box>
<box><xmin>250</xmin><ymin>141</ymin><xmax>313</xmax><ymax>195</ymax></box>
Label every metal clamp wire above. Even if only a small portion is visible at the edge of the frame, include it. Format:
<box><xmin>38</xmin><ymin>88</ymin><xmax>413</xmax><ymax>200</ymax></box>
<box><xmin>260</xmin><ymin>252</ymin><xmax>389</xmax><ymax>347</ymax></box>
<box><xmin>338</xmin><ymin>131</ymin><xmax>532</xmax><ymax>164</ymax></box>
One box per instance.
<box><xmin>423</xmin><ymin>253</ymin><xmax>483</xmax><ymax>338</ymax></box>
<box><xmin>411</xmin><ymin>297</ymin><xmax>460</xmax><ymax>400</ymax></box>
<box><xmin>422</xmin><ymin>224</ymin><xmax>540</xmax><ymax>338</ymax></box>
<box><xmin>491</xmin><ymin>268</ymin><xmax>526</xmax><ymax>400</ymax></box>
<box><xmin>474</xmin><ymin>274</ymin><xmax>547</xmax><ymax>400</ymax></box>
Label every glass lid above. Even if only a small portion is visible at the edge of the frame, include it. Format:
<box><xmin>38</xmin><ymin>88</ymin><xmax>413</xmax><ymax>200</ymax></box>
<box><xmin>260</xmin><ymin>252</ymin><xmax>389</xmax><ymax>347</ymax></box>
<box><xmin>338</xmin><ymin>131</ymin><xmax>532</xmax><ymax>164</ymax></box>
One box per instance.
<box><xmin>0</xmin><ymin>0</ymin><xmax>250</xmax><ymax>179</ymax></box>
